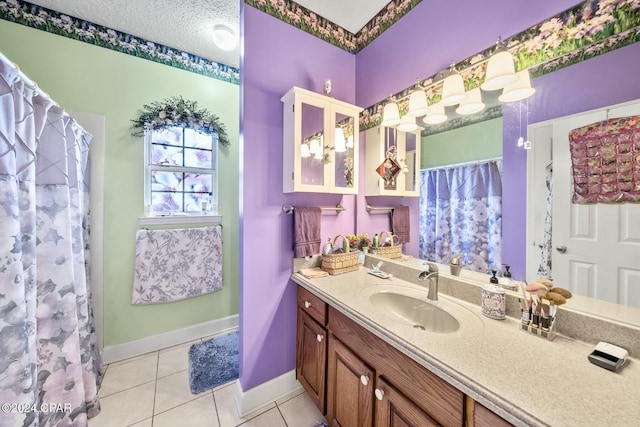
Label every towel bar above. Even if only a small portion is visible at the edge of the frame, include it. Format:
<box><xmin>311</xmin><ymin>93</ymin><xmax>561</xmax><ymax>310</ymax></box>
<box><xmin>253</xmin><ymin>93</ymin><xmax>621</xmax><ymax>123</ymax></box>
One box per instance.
<box><xmin>366</xmin><ymin>204</ymin><xmax>395</xmax><ymax>213</ymax></box>
<box><xmin>282</xmin><ymin>204</ymin><xmax>345</xmax><ymax>214</ymax></box>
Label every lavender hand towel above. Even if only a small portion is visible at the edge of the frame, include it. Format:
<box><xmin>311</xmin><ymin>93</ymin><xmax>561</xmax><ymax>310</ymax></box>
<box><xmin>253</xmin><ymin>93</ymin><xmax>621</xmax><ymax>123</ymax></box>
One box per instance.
<box><xmin>391</xmin><ymin>206</ymin><xmax>410</xmax><ymax>244</ymax></box>
<box><xmin>293</xmin><ymin>206</ymin><xmax>322</xmax><ymax>257</ymax></box>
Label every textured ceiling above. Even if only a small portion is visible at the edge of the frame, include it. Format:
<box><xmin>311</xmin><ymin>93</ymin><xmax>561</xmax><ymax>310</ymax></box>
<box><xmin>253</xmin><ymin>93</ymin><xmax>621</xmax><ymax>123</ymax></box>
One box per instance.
<box><xmin>27</xmin><ymin>0</ymin><xmax>241</xmax><ymax>68</ymax></box>
<box><xmin>24</xmin><ymin>1</ymin><xmax>394</xmax><ymax>69</ymax></box>
<box><xmin>294</xmin><ymin>0</ymin><xmax>391</xmax><ymax>33</ymax></box>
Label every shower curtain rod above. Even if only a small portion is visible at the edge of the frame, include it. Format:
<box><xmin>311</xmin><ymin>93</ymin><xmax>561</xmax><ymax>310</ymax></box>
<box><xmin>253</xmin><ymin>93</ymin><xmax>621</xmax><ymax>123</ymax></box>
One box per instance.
<box><xmin>421</xmin><ymin>156</ymin><xmax>502</xmax><ymax>172</ymax></box>
<box><xmin>0</xmin><ymin>50</ymin><xmax>59</xmax><ymax>107</ymax></box>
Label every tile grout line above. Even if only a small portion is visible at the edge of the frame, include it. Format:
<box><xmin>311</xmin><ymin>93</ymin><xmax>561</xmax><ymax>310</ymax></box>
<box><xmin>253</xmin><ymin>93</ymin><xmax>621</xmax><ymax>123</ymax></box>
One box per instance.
<box><xmin>276</xmin><ymin>405</ymin><xmax>289</xmax><ymax>427</ymax></box>
<box><xmin>151</xmin><ymin>351</ymin><xmax>159</xmax><ymax>427</ymax></box>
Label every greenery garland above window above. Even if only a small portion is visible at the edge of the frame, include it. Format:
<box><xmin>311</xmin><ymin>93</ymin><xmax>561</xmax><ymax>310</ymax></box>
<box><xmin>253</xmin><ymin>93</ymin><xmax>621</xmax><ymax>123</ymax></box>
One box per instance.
<box><xmin>131</xmin><ymin>96</ymin><xmax>230</xmax><ymax>147</ymax></box>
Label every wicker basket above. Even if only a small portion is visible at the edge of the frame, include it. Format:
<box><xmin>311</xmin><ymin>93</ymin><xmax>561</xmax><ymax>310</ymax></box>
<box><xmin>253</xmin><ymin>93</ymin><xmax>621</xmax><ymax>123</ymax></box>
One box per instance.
<box><xmin>375</xmin><ymin>231</ymin><xmax>402</xmax><ymax>259</ymax></box>
<box><xmin>321</xmin><ymin>235</ymin><xmax>358</xmax><ymax>275</ymax></box>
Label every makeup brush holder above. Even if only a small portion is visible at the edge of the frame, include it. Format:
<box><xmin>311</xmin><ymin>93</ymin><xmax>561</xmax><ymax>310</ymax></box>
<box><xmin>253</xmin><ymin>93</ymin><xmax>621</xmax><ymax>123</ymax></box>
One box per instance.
<box><xmin>521</xmin><ymin>311</ymin><xmax>557</xmax><ymax>341</ymax></box>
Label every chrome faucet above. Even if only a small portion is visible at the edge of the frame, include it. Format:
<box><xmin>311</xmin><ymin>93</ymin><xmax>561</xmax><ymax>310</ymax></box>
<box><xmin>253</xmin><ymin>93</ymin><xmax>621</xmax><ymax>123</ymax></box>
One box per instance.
<box><xmin>418</xmin><ymin>262</ymin><xmax>439</xmax><ymax>301</ymax></box>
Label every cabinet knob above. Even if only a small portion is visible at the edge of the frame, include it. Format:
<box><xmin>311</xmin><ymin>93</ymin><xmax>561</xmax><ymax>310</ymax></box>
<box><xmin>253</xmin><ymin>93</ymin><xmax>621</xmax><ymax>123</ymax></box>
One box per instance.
<box><xmin>360</xmin><ymin>375</ymin><xmax>369</xmax><ymax>386</ymax></box>
<box><xmin>304</xmin><ymin>301</ymin><xmax>311</xmax><ymax>308</ymax></box>
<box><xmin>375</xmin><ymin>388</ymin><xmax>385</xmax><ymax>401</ymax></box>
<box><xmin>316</xmin><ymin>334</ymin><xmax>324</xmax><ymax>342</ymax></box>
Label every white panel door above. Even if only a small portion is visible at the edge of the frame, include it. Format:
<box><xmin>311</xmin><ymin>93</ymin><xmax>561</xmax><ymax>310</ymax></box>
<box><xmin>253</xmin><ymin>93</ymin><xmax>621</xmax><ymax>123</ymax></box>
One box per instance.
<box><xmin>552</xmin><ymin>101</ymin><xmax>640</xmax><ymax>307</ymax></box>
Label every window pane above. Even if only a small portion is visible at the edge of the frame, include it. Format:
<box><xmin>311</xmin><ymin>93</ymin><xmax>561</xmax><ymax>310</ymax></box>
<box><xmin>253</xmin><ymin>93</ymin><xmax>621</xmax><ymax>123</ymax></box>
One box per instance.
<box><xmin>151</xmin><ymin>126</ymin><xmax>183</xmax><ymax>146</ymax></box>
<box><xmin>184</xmin><ymin>128</ymin><xmax>213</xmax><ymax>149</ymax></box>
<box><xmin>184</xmin><ymin>173</ymin><xmax>213</xmax><ymax>194</ymax></box>
<box><xmin>151</xmin><ymin>192</ymin><xmax>183</xmax><ymax>213</ymax></box>
<box><xmin>184</xmin><ymin>192</ymin><xmax>211</xmax><ymax>212</ymax></box>
<box><xmin>151</xmin><ymin>144</ymin><xmax>183</xmax><ymax>166</ymax></box>
<box><xmin>151</xmin><ymin>171</ymin><xmax>184</xmax><ymax>191</ymax></box>
<box><xmin>183</xmin><ymin>148</ymin><xmax>211</xmax><ymax>169</ymax></box>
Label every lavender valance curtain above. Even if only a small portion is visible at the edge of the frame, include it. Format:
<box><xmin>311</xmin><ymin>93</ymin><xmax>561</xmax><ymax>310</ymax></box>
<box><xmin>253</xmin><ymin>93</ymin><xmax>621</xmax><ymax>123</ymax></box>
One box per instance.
<box><xmin>0</xmin><ymin>56</ymin><xmax>102</xmax><ymax>426</ymax></box>
<box><xmin>419</xmin><ymin>160</ymin><xmax>502</xmax><ymax>273</ymax></box>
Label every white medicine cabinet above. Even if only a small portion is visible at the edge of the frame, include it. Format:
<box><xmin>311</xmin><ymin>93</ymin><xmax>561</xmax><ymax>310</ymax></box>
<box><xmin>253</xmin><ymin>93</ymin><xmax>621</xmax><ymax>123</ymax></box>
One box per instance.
<box><xmin>364</xmin><ymin>125</ymin><xmax>421</xmax><ymax>197</ymax></box>
<box><xmin>282</xmin><ymin>86</ymin><xmax>363</xmax><ymax>194</ymax></box>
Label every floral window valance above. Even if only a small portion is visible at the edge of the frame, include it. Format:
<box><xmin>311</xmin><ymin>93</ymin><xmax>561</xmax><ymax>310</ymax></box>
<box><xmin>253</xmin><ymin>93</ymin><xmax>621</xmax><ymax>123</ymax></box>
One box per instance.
<box><xmin>568</xmin><ymin>115</ymin><xmax>640</xmax><ymax>204</ymax></box>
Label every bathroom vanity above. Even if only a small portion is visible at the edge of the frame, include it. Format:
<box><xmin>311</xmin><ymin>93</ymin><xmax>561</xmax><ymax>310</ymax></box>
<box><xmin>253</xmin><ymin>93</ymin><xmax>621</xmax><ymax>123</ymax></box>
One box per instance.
<box><xmin>292</xmin><ymin>260</ymin><xmax>640</xmax><ymax>427</ymax></box>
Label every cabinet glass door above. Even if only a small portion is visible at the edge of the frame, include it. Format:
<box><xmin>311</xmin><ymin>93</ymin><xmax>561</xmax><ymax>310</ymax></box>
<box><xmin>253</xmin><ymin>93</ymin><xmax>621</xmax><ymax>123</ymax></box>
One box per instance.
<box><xmin>331</xmin><ymin>107</ymin><xmax>358</xmax><ymax>194</ymax></box>
<box><xmin>300</xmin><ymin>102</ymin><xmax>326</xmax><ymax>188</ymax></box>
<box><xmin>403</xmin><ymin>131</ymin><xmax>418</xmax><ymax>193</ymax></box>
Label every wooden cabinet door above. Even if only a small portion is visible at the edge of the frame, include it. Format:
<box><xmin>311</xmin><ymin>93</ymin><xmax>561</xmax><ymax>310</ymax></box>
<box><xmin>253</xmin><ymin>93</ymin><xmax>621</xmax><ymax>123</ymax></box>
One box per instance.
<box><xmin>374</xmin><ymin>377</ymin><xmax>441</xmax><ymax>427</ymax></box>
<box><xmin>297</xmin><ymin>309</ymin><xmax>327</xmax><ymax>413</ymax></box>
<box><xmin>472</xmin><ymin>401</ymin><xmax>513</xmax><ymax>427</ymax></box>
<box><xmin>326</xmin><ymin>335</ymin><xmax>374</xmax><ymax>427</ymax></box>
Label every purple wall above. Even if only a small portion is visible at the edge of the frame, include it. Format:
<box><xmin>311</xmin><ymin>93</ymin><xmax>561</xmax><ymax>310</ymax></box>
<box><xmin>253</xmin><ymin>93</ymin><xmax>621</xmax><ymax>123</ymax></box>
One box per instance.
<box><xmin>241</xmin><ymin>6</ymin><xmax>356</xmax><ymax>390</ymax></box>
<box><xmin>502</xmin><ymin>42</ymin><xmax>640</xmax><ymax>279</ymax></box>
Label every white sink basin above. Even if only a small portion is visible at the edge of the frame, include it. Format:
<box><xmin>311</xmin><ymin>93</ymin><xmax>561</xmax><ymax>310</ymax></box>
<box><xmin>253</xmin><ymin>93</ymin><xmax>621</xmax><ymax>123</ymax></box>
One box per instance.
<box><xmin>369</xmin><ymin>291</ymin><xmax>460</xmax><ymax>333</ymax></box>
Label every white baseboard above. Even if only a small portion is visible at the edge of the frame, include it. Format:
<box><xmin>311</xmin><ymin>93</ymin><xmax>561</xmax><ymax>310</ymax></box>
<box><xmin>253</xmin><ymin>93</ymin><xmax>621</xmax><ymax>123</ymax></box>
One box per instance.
<box><xmin>234</xmin><ymin>370</ymin><xmax>302</xmax><ymax>417</ymax></box>
<box><xmin>101</xmin><ymin>314</ymin><xmax>239</xmax><ymax>364</ymax></box>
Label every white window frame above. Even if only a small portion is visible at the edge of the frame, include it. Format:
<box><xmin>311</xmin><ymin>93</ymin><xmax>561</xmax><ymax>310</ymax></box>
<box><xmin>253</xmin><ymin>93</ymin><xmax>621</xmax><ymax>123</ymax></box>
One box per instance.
<box><xmin>141</xmin><ymin>127</ymin><xmax>220</xmax><ymax>225</ymax></box>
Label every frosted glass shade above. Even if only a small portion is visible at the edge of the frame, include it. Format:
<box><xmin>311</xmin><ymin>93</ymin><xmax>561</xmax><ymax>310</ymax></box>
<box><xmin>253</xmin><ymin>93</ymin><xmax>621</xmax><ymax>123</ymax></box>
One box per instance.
<box><xmin>346</xmin><ymin>135</ymin><xmax>354</xmax><ymax>148</ymax></box>
<box><xmin>423</xmin><ymin>103</ymin><xmax>447</xmax><ymax>125</ymax></box>
<box><xmin>408</xmin><ymin>89</ymin><xmax>429</xmax><ymax>116</ymax></box>
<box><xmin>314</xmin><ymin>148</ymin><xmax>324</xmax><ymax>160</ymax></box>
<box><xmin>381</xmin><ymin>101</ymin><xmax>401</xmax><ymax>126</ymax></box>
<box><xmin>481</xmin><ymin>50</ymin><xmax>518</xmax><ymax>91</ymax></box>
<box><xmin>441</xmin><ymin>73</ymin><xmax>467</xmax><ymax>106</ymax></box>
<box><xmin>309</xmin><ymin>138</ymin><xmax>321</xmax><ymax>154</ymax></box>
<box><xmin>334</xmin><ymin>128</ymin><xmax>346</xmax><ymax>152</ymax></box>
<box><xmin>212</xmin><ymin>24</ymin><xmax>237</xmax><ymax>51</ymax></box>
<box><xmin>456</xmin><ymin>88</ymin><xmax>486</xmax><ymax>115</ymax></box>
<box><xmin>499</xmin><ymin>70</ymin><xmax>536</xmax><ymax>102</ymax></box>
<box><xmin>300</xmin><ymin>143</ymin><xmax>311</xmax><ymax>157</ymax></box>
<box><xmin>397</xmin><ymin>114</ymin><xmax>418</xmax><ymax>132</ymax></box>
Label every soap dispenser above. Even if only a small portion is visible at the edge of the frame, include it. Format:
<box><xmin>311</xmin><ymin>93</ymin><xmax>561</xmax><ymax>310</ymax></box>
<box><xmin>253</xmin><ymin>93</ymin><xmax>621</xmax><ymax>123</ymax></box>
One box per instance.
<box><xmin>500</xmin><ymin>264</ymin><xmax>519</xmax><ymax>291</ymax></box>
<box><xmin>489</xmin><ymin>270</ymin><xmax>499</xmax><ymax>284</ymax></box>
<box><xmin>482</xmin><ymin>269</ymin><xmax>505</xmax><ymax>320</ymax></box>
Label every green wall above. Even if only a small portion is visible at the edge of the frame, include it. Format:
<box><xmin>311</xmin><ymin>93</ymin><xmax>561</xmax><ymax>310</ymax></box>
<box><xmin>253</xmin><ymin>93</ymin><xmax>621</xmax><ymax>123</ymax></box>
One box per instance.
<box><xmin>0</xmin><ymin>21</ymin><xmax>240</xmax><ymax>347</ymax></box>
<box><xmin>421</xmin><ymin>118</ymin><xmax>503</xmax><ymax>168</ymax></box>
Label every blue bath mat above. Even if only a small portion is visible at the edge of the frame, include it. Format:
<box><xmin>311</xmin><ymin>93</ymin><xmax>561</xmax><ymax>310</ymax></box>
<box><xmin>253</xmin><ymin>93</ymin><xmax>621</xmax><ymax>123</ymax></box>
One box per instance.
<box><xmin>188</xmin><ymin>331</ymin><xmax>239</xmax><ymax>394</ymax></box>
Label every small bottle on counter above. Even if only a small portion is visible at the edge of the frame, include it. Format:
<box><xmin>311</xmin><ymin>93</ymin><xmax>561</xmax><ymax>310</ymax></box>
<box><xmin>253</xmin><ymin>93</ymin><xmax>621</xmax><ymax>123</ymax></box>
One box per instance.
<box><xmin>373</xmin><ymin>233</ymin><xmax>379</xmax><ymax>248</ymax></box>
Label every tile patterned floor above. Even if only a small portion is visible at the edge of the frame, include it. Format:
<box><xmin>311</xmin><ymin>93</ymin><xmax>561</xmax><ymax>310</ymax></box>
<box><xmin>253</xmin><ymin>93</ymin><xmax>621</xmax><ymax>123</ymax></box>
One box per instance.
<box><xmin>89</xmin><ymin>334</ymin><xmax>326</xmax><ymax>427</ymax></box>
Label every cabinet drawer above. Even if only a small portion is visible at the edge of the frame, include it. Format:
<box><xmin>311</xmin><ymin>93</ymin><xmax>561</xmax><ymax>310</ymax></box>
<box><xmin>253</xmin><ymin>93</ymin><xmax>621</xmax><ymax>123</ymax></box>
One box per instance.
<box><xmin>298</xmin><ymin>286</ymin><xmax>327</xmax><ymax>325</ymax></box>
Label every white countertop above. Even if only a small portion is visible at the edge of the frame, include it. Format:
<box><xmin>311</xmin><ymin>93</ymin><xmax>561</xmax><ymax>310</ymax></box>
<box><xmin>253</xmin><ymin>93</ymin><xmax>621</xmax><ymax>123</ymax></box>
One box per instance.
<box><xmin>292</xmin><ymin>268</ymin><xmax>640</xmax><ymax>427</ymax></box>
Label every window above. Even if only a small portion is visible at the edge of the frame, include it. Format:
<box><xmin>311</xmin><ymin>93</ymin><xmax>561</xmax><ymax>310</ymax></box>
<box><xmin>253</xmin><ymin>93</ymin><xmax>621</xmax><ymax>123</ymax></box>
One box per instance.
<box><xmin>145</xmin><ymin>126</ymin><xmax>218</xmax><ymax>215</ymax></box>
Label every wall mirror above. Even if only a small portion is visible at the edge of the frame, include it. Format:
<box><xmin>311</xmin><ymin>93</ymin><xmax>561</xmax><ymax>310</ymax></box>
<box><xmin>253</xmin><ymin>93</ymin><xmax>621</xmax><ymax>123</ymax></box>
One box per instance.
<box><xmin>381</xmin><ymin>44</ymin><xmax>640</xmax><ymax>328</ymax></box>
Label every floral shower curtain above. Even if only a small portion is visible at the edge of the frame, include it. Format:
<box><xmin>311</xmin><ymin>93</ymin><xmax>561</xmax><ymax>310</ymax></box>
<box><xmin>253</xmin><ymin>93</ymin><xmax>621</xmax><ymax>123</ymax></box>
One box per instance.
<box><xmin>419</xmin><ymin>160</ymin><xmax>502</xmax><ymax>273</ymax></box>
<box><xmin>0</xmin><ymin>58</ymin><xmax>102</xmax><ymax>426</ymax></box>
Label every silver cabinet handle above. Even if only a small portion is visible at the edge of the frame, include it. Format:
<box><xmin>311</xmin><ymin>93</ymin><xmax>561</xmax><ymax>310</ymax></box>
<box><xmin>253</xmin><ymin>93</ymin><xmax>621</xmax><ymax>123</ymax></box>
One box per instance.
<box><xmin>316</xmin><ymin>334</ymin><xmax>324</xmax><ymax>342</ymax></box>
<box><xmin>304</xmin><ymin>301</ymin><xmax>311</xmax><ymax>308</ymax></box>
<box><xmin>360</xmin><ymin>375</ymin><xmax>369</xmax><ymax>386</ymax></box>
<box><xmin>375</xmin><ymin>388</ymin><xmax>384</xmax><ymax>401</ymax></box>
<box><xmin>556</xmin><ymin>245</ymin><xmax>567</xmax><ymax>253</ymax></box>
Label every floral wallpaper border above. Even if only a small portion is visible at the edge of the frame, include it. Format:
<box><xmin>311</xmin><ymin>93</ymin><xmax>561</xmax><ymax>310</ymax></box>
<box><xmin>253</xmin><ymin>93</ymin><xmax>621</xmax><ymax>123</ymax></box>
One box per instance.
<box><xmin>0</xmin><ymin>0</ymin><xmax>240</xmax><ymax>84</ymax></box>
<box><xmin>245</xmin><ymin>0</ymin><xmax>422</xmax><ymax>53</ymax></box>
<box><xmin>359</xmin><ymin>0</ymin><xmax>640</xmax><ymax>132</ymax></box>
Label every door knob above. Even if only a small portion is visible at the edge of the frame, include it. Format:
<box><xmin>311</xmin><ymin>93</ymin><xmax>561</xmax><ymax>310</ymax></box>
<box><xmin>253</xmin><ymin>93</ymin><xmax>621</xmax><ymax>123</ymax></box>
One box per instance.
<box><xmin>316</xmin><ymin>334</ymin><xmax>324</xmax><ymax>342</ymax></box>
<box><xmin>304</xmin><ymin>301</ymin><xmax>311</xmax><ymax>308</ymax></box>
<box><xmin>360</xmin><ymin>375</ymin><xmax>369</xmax><ymax>386</ymax></box>
<box><xmin>375</xmin><ymin>389</ymin><xmax>384</xmax><ymax>400</ymax></box>
<box><xmin>556</xmin><ymin>245</ymin><xmax>567</xmax><ymax>253</ymax></box>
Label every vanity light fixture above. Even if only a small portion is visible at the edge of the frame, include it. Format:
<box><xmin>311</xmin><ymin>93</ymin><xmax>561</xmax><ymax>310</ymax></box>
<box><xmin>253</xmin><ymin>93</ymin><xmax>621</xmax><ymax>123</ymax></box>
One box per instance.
<box><xmin>300</xmin><ymin>143</ymin><xmax>311</xmax><ymax>158</ymax></box>
<box><xmin>407</xmin><ymin>87</ymin><xmax>429</xmax><ymax>117</ymax></box>
<box><xmin>314</xmin><ymin>147</ymin><xmax>324</xmax><ymax>160</ymax></box>
<box><xmin>440</xmin><ymin>62</ymin><xmax>468</xmax><ymax>106</ymax></box>
<box><xmin>423</xmin><ymin>103</ymin><xmax>447</xmax><ymax>125</ymax></box>
<box><xmin>397</xmin><ymin>114</ymin><xmax>419</xmax><ymax>132</ymax></box>
<box><xmin>381</xmin><ymin>98</ymin><xmax>401</xmax><ymax>126</ymax></box>
<box><xmin>481</xmin><ymin>37</ymin><xmax>518</xmax><ymax>91</ymax></box>
<box><xmin>212</xmin><ymin>24</ymin><xmax>238</xmax><ymax>51</ymax></box>
<box><xmin>334</xmin><ymin>127</ymin><xmax>347</xmax><ymax>152</ymax></box>
<box><xmin>499</xmin><ymin>69</ymin><xmax>536</xmax><ymax>102</ymax></box>
<box><xmin>456</xmin><ymin>87</ymin><xmax>486</xmax><ymax>115</ymax></box>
